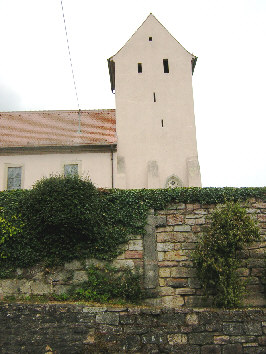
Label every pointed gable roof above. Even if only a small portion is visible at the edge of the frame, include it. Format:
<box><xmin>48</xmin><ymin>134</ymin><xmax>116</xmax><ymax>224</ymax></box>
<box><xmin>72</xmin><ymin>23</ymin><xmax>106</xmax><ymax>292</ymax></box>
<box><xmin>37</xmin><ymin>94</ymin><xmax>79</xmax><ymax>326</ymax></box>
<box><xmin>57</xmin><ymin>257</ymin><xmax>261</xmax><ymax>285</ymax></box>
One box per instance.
<box><xmin>108</xmin><ymin>14</ymin><xmax>197</xmax><ymax>92</ymax></box>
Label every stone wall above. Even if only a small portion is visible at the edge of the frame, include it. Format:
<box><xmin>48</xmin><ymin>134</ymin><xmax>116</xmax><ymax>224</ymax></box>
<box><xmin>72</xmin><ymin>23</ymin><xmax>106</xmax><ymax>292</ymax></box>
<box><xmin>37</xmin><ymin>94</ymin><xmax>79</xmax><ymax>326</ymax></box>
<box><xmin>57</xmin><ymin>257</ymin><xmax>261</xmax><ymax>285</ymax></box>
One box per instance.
<box><xmin>155</xmin><ymin>199</ymin><xmax>266</xmax><ymax>308</ymax></box>
<box><xmin>0</xmin><ymin>304</ymin><xmax>265</xmax><ymax>353</ymax></box>
<box><xmin>0</xmin><ymin>199</ymin><xmax>265</xmax><ymax>307</ymax></box>
<box><xmin>0</xmin><ymin>234</ymin><xmax>144</xmax><ymax>298</ymax></box>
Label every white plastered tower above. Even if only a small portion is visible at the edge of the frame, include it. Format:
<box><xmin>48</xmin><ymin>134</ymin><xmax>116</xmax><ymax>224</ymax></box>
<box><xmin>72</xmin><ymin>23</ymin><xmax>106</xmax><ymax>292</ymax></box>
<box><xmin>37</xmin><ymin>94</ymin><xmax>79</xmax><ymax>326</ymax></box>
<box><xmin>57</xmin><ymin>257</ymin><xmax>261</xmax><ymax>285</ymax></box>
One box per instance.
<box><xmin>108</xmin><ymin>14</ymin><xmax>201</xmax><ymax>188</ymax></box>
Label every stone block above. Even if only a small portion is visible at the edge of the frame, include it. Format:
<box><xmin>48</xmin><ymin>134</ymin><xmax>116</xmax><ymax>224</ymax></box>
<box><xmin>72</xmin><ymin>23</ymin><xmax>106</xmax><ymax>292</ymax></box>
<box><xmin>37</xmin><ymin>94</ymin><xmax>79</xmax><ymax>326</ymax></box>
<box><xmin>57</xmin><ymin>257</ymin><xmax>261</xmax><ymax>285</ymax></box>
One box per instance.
<box><xmin>1</xmin><ymin>280</ymin><xmax>19</xmax><ymax>295</ymax></box>
<box><xmin>223</xmin><ymin>344</ymin><xmax>242</xmax><ymax>354</ymax></box>
<box><xmin>175</xmin><ymin>288</ymin><xmax>195</xmax><ymax>295</ymax></box>
<box><xmin>124</xmin><ymin>250</ymin><xmax>143</xmax><ymax>259</ymax></box>
<box><xmin>85</xmin><ymin>258</ymin><xmax>106</xmax><ymax>268</ymax></box>
<box><xmin>171</xmin><ymin>267</ymin><xmax>197</xmax><ymax>277</ymax></box>
<box><xmin>112</xmin><ymin>259</ymin><xmax>135</xmax><ymax>269</ymax></box>
<box><xmin>64</xmin><ymin>260</ymin><xmax>82</xmax><ymax>270</ymax></box>
<box><xmin>164</xmin><ymin>250</ymin><xmax>187</xmax><ymax>261</ymax></box>
<box><xmin>161</xmin><ymin>295</ymin><xmax>184</xmax><ymax>307</ymax></box>
<box><xmin>167</xmin><ymin>334</ymin><xmax>187</xmax><ymax>345</ymax></box>
<box><xmin>186</xmin><ymin>313</ymin><xmax>198</xmax><ymax>325</ymax></box>
<box><xmin>188</xmin><ymin>332</ymin><xmax>213</xmax><ymax>345</ymax></box>
<box><xmin>195</xmin><ymin>218</ymin><xmax>205</xmax><ymax>225</ymax></box>
<box><xmin>158</xmin><ymin>252</ymin><xmax>165</xmax><ymax>261</ymax></box>
<box><xmin>156</xmin><ymin>226</ymin><xmax>174</xmax><ymax>233</ymax></box>
<box><xmin>159</xmin><ymin>268</ymin><xmax>171</xmax><ymax>278</ymax></box>
<box><xmin>248</xmin><ymin>259</ymin><xmax>265</xmax><ymax>268</ymax></box>
<box><xmin>223</xmin><ymin>322</ymin><xmax>244</xmax><ymax>335</ymax></box>
<box><xmin>18</xmin><ymin>280</ymin><xmax>32</xmax><ymax>294</ymax></box>
<box><xmin>167</xmin><ymin>279</ymin><xmax>188</xmax><ymax>288</ymax></box>
<box><xmin>128</xmin><ymin>240</ymin><xmax>143</xmax><ymax>251</ymax></box>
<box><xmin>214</xmin><ymin>336</ymin><xmax>230</xmax><ymax>344</ymax></box>
<box><xmin>244</xmin><ymin>322</ymin><xmax>262</xmax><ymax>335</ymax></box>
<box><xmin>82</xmin><ymin>306</ymin><xmax>107</xmax><ymax>313</ymax></box>
<box><xmin>158</xmin><ymin>261</ymin><xmax>179</xmax><ymax>267</ymax></box>
<box><xmin>167</xmin><ymin>214</ymin><xmax>184</xmax><ymax>225</ymax></box>
<box><xmin>159</xmin><ymin>287</ymin><xmax>175</xmax><ymax>296</ymax></box>
<box><xmin>120</xmin><ymin>335</ymin><xmax>141</xmax><ymax>351</ymax></box>
<box><xmin>157</xmin><ymin>243</ymin><xmax>174</xmax><ymax>251</ymax></box>
<box><xmin>201</xmin><ymin>345</ymin><xmax>221</xmax><ymax>354</ymax></box>
<box><xmin>30</xmin><ymin>281</ymin><xmax>50</xmax><ymax>295</ymax></box>
<box><xmin>96</xmin><ymin>312</ymin><xmax>119</xmax><ymax>325</ymax></box>
<box><xmin>159</xmin><ymin>278</ymin><xmax>165</xmax><ymax>286</ymax></box>
<box><xmin>174</xmin><ymin>225</ymin><xmax>191</xmax><ymax>232</ymax></box>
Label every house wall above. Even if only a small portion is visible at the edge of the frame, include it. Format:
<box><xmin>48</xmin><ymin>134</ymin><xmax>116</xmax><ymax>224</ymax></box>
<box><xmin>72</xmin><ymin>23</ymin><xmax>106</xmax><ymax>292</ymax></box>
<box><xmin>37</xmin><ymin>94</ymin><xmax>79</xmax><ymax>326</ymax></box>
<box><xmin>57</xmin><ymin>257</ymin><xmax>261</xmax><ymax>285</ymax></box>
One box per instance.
<box><xmin>113</xmin><ymin>15</ymin><xmax>201</xmax><ymax>189</ymax></box>
<box><xmin>0</xmin><ymin>150</ymin><xmax>115</xmax><ymax>190</ymax></box>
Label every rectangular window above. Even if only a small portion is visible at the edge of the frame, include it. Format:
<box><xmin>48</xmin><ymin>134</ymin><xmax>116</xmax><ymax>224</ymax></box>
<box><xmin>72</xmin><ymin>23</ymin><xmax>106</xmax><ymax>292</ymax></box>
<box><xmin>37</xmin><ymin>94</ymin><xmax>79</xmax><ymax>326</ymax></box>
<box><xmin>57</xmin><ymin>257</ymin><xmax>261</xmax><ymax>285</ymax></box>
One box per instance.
<box><xmin>153</xmin><ymin>92</ymin><xmax>156</xmax><ymax>102</ymax></box>
<box><xmin>64</xmin><ymin>164</ymin><xmax>78</xmax><ymax>177</ymax></box>
<box><xmin>138</xmin><ymin>63</ymin><xmax>142</xmax><ymax>73</ymax></box>
<box><xmin>149</xmin><ymin>37</ymin><xmax>152</xmax><ymax>41</ymax></box>
<box><xmin>163</xmin><ymin>59</ymin><xmax>169</xmax><ymax>73</ymax></box>
<box><xmin>7</xmin><ymin>166</ymin><xmax>22</xmax><ymax>190</ymax></box>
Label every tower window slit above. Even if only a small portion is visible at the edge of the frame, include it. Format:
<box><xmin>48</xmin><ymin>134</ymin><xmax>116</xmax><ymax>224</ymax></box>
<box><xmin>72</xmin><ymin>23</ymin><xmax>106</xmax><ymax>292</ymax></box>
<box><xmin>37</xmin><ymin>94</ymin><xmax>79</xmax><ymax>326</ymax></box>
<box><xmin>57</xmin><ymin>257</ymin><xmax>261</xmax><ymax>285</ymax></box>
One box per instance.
<box><xmin>153</xmin><ymin>92</ymin><xmax>156</xmax><ymax>102</ymax></box>
<box><xmin>161</xmin><ymin>119</ymin><xmax>164</xmax><ymax>127</ymax></box>
<box><xmin>138</xmin><ymin>63</ymin><xmax>142</xmax><ymax>73</ymax></box>
<box><xmin>163</xmin><ymin>59</ymin><xmax>169</xmax><ymax>73</ymax></box>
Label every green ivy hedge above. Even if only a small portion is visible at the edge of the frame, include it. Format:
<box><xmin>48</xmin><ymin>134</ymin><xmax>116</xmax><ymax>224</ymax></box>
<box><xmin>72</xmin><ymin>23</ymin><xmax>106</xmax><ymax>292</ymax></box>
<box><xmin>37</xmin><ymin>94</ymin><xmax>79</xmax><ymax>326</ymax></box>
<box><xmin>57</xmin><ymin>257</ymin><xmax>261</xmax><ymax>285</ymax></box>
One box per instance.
<box><xmin>0</xmin><ymin>176</ymin><xmax>265</xmax><ymax>277</ymax></box>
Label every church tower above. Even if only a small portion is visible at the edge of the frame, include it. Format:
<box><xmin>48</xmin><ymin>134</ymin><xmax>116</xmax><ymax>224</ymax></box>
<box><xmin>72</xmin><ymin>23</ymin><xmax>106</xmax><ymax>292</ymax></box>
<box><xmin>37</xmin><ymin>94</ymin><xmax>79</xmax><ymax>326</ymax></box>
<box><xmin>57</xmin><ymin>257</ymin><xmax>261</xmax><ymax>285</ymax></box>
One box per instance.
<box><xmin>108</xmin><ymin>14</ymin><xmax>201</xmax><ymax>188</ymax></box>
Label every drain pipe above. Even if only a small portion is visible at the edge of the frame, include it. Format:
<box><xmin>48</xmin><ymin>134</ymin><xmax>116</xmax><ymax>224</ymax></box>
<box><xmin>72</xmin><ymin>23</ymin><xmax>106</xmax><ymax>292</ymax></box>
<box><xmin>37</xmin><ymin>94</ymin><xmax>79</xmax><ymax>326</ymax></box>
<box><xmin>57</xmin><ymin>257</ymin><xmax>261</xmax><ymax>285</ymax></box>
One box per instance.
<box><xmin>111</xmin><ymin>145</ymin><xmax>114</xmax><ymax>188</ymax></box>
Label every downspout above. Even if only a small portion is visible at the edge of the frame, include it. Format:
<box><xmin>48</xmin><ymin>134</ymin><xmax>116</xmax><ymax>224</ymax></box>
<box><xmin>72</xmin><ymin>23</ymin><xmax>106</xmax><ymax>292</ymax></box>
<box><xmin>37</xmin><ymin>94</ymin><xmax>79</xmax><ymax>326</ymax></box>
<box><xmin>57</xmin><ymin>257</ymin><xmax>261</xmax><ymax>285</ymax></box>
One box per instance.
<box><xmin>111</xmin><ymin>145</ymin><xmax>114</xmax><ymax>188</ymax></box>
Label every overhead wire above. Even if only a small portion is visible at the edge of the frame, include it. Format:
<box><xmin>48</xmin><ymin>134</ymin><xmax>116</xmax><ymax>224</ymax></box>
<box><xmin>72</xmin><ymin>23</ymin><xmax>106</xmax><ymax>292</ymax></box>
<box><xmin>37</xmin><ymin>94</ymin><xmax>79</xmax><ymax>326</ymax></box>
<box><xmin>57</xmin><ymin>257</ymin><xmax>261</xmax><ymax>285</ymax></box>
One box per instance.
<box><xmin>60</xmin><ymin>0</ymin><xmax>80</xmax><ymax>111</ymax></box>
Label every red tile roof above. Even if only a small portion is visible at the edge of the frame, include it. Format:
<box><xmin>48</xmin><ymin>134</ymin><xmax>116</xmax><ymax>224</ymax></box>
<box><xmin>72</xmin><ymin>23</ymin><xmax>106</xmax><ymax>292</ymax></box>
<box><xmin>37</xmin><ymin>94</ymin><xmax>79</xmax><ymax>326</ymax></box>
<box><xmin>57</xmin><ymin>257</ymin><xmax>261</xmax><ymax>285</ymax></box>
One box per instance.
<box><xmin>0</xmin><ymin>110</ymin><xmax>116</xmax><ymax>148</ymax></box>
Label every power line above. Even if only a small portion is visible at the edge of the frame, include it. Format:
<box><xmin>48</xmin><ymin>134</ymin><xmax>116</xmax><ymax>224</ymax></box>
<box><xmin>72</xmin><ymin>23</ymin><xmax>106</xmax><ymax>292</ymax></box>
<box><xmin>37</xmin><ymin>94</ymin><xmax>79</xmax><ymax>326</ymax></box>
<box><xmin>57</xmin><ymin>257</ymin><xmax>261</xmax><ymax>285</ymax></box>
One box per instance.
<box><xmin>60</xmin><ymin>0</ymin><xmax>80</xmax><ymax>110</ymax></box>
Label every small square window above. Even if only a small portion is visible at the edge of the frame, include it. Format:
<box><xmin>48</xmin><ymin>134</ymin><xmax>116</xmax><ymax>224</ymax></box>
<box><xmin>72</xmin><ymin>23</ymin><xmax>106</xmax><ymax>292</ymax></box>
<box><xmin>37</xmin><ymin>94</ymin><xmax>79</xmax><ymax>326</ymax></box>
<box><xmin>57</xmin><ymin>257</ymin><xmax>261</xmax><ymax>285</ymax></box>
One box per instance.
<box><xmin>138</xmin><ymin>63</ymin><xmax>142</xmax><ymax>73</ymax></box>
<box><xmin>7</xmin><ymin>166</ymin><xmax>22</xmax><ymax>190</ymax></box>
<box><xmin>64</xmin><ymin>164</ymin><xmax>78</xmax><ymax>177</ymax></box>
<box><xmin>149</xmin><ymin>37</ymin><xmax>152</xmax><ymax>41</ymax></box>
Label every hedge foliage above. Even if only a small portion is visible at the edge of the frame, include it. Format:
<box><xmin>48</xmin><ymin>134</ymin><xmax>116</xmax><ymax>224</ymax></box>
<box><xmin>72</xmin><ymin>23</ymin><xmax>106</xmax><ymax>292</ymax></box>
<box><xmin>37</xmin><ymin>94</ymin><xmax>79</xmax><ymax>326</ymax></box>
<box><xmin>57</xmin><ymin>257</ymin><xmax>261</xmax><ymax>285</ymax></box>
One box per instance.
<box><xmin>193</xmin><ymin>202</ymin><xmax>261</xmax><ymax>307</ymax></box>
<box><xmin>0</xmin><ymin>176</ymin><xmax>265</xmax><ymax>276</ymax></box>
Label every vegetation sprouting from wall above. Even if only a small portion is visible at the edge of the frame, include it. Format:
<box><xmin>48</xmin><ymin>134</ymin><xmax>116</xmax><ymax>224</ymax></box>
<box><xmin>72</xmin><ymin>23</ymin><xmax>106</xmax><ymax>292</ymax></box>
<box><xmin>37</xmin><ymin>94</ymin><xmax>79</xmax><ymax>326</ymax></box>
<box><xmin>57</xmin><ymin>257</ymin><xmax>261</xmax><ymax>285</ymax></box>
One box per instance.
<box><xmin>0</xmin><ymin>175</ymin><xmax>265</xmax><ymax>279</ymax></box>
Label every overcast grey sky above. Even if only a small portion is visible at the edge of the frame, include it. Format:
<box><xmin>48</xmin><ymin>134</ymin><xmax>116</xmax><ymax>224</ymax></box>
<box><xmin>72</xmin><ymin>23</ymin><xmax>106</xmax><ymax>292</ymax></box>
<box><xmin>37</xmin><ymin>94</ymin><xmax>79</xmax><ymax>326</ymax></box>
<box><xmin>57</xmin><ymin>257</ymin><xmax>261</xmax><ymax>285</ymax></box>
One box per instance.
<box><xmin>0</xmin><ymin>0</ymin><xmax>265</xmax><ymax>187</ymax></box>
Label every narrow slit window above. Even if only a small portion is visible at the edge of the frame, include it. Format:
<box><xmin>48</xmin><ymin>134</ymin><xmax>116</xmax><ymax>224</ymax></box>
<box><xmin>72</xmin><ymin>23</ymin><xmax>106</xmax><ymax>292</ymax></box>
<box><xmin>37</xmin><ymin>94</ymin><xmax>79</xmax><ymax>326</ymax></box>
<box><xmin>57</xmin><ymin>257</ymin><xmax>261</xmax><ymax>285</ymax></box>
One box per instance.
<box><xmin>153</xmin><ymin>92</ymin><xmax>156</xmax><ymax>102</ymax></box>
<box><xmin>163</xmin><ymin>59</ymin><xmax>169</xmax><ymax>73</ymax></box>
<box><xmin>161</xmin><ymin>119</ymin><xmax>164</xmax><ymax>127</ymax></box>
<box><xmin>138</xmin><ymin>63</ymin><xmax>142</xmax><ymax>73</ymax></box>
<box><xmin>149</xmin><ymin>36</ymin><xmax>152</xmax><ymax>41</ymax></box>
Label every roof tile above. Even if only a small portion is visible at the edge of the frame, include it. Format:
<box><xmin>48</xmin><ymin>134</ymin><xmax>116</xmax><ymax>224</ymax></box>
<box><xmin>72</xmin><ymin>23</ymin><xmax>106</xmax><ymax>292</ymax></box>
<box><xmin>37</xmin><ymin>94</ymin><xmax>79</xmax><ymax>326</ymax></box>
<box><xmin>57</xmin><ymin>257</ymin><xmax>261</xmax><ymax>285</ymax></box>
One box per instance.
<box><xmin>0</xmin><ymin>110</ymin><xmax>116</xmax><ymax>147</ymax></box>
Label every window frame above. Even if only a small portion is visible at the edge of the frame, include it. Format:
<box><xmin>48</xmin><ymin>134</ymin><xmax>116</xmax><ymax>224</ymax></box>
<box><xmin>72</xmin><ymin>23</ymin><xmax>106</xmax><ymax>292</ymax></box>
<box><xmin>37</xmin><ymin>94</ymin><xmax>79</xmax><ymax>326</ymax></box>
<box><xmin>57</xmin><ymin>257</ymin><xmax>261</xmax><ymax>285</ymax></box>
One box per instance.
<box><xmin>62</xmin><ymin>160</ymin><xmax>82</xmax><ymax>178</ymax></box>
<box><xmin>4</xmin><ymin>163</ymin><xmax>24</xmax><ymax>190</ymax></box>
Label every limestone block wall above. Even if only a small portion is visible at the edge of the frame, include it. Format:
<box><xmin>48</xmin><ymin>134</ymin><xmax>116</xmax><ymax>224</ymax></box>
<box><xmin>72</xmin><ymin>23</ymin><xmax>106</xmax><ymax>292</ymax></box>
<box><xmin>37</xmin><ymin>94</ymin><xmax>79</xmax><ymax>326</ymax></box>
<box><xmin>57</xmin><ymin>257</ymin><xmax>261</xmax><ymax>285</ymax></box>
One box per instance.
<box><xmin>0</xmin><ymin>304</ymin><xmax>265</xmax><ymax>353</ymax></box>
<box><xmin>156</xmin><ymin>199</ymin><xmax>266</xmax><ymax>308</ymax></box>
<box><xmin>0</xmin><ymin>235</ymin><xmax>144</xmax><ymax>298</ymax></box>
<box><xmin>0</xmin><ymin>198</ymin><xmax>265</xmax><ymax>308</ymax></box>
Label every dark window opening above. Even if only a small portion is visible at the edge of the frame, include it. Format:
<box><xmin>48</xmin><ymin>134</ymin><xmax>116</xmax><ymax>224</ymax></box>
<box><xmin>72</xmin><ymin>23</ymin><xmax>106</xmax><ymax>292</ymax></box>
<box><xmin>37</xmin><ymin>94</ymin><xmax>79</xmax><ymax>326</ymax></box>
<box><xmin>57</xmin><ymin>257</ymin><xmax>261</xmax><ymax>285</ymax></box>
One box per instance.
<box><xmin>138</xmin><ymin>63</ymin><xmax>142</xmax><ymax>73</ymax></box>
<box><xmin>161</xmin><ymin>119</ymin><xmax>164</xmax><ymax>127</ymax></box>
<box><xmin>163</xmin><ymin>59</ymin><xmax>169</xmax><ymax>73</ymax></box>
<box><xmin>153</xmin><ymin>92</ymin><xmax>156</xmax><ymax>102</ymax></box>
<box><xmin>149</xmin><ymin>37</ymin><xmax>152</xmax><ymax>41</ymax></box>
